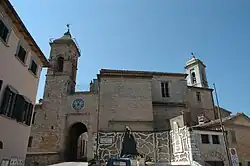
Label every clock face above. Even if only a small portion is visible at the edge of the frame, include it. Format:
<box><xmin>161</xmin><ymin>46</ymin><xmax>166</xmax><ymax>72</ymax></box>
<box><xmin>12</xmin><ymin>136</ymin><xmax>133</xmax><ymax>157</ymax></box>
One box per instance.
<box><xmin>72</xmin><ymin>98</ymin><xmax>84</xmax><ymax>111</ymax></box>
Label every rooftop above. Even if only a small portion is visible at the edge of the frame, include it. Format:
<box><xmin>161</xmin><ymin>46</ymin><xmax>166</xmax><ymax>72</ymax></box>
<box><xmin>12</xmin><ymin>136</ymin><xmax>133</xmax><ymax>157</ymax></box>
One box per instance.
<box><xmin>99</xmin><ymin>69</ymin><xmax>188</xmax><ymax>78</ymax></box>
<box><xmin>185</xmin><ymin>55</ymin><xmax>206</xmax><ymax>69</ymax></box>
<box><xmin>192</xmin><ymin>112</ymin><xmax>249</xmax><ymax>129</ymax></box>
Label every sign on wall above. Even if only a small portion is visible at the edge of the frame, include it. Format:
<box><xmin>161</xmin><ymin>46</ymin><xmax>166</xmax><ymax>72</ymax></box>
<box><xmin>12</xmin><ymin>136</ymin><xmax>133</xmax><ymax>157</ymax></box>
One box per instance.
<box><xmin>100</xmin><ymin>137</ymin><xmax>113</xmax><ymax>145</ymax></box>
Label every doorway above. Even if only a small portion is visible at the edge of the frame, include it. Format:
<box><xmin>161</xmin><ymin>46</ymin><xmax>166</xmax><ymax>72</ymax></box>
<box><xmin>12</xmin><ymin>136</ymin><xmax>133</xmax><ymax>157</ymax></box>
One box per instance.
<box><xmin>65</xmin><ymin>122</ymin><xmax>88</xmax><ymax>161</ymax></box>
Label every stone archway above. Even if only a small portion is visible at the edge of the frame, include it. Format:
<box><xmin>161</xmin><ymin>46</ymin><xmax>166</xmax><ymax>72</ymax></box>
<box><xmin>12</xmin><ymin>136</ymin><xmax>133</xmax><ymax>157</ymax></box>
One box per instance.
<box><xmin>65</xmin><ymin>122</ymin><xmax>88</xmax><ymax>161</ymax></box>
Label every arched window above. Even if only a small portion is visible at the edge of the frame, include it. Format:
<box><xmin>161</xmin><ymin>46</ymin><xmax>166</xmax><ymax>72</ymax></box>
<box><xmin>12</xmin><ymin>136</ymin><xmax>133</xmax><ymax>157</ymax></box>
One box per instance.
<box><xmin>57</xmin><ymin>57</ymin><xmax>64</xmax><ymax>72</ymax></box>
<box><xmin>0</xmin><ymin>141</ymin><xmax>3</xmax><ymax>149</ymax></box>
<box><xmin>191</xmin><ymin>72</ymin><xmax>196</xmax><ymax>83</ymax></box>
<box><xmin>190</xmin><ymin>69</ymin><xmax>196</xmax><ymax>84</ymax></box>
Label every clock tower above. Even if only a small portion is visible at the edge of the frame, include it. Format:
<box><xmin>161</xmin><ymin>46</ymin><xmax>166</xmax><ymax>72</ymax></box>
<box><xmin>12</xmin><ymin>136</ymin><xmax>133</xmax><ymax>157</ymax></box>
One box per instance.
<box><xmin>33</xmin><ymin>26</ymin><xmax>81</xmax><ymax>154</ymax></box>
<box><xmin>43</xmin><ymin>26</ymin><xmax>81</xmax><ymax>101</ymax></box>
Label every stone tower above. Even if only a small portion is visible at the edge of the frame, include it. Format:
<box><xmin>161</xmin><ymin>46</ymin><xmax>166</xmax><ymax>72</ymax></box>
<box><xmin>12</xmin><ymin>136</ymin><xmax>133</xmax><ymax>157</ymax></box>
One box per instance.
<box><xmin>28</xmin><ymin>27</ymin><xmax>81</xmax><ymax>160</ymax></box>
<box><xmin>185</xmin><ymin>54</ymin><xmax>208</xmax><ymax>88</ymax></box>
<box><xmin>44</xmin><ymin>27</ymin><xmax>80</xmax><ymax>100</ymax></box>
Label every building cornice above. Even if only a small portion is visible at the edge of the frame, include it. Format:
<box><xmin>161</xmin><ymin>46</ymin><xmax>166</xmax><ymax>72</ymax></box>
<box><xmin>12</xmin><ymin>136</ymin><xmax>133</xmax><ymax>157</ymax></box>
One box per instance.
<box><xmin>99</xmin><ymin>69</ymin><xmax>188</xmax><ymax>78</ymax></box>
<box><xmin>152</xmin><ymin>101</ymin><xmax>186</xmax><ymax>107</ymax></box>
<box><xmin>188</xmin><ymin>86</ymin><xmax>213</xmax><ymax>91</ymax></box>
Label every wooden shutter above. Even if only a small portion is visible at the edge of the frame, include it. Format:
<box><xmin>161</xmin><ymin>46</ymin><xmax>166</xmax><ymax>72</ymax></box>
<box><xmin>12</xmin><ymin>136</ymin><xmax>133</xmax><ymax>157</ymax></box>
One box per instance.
<box><xmin>23</xmin><ymin>103</ymin><xmax>29</xmax><ymax>124</ymax></box>
<box><xmin>11</xmin><ymin>94</ymin><xmax>21</xmax><ymax>118</ymax></box>
<box><xmin>0</xmin><ymin>87</ymin><xmax>11</xmax><ymax>115</ymax></box>
<box><xmin>0</xmin><ymin>80</ymin><xmax>2</xmax><ymax>91</ymax></box>
<box><xmin>32</xmin><ymin>112</ymin><xmax>36</xmax><ymax>124</ymax></box>
<box><xmin>21</xmin><ymin>101</ymin><xmax>29</xmax><ymax>122</ymax></box>
<box><xmin>26</xmin><ymin>103</ymin><xmax>34</xmax><ymax>126</ymax></box>
<box><xmin>13</xmin><ymin>94</ymin><xmax>24</xmax><ymax>122</ymax></box>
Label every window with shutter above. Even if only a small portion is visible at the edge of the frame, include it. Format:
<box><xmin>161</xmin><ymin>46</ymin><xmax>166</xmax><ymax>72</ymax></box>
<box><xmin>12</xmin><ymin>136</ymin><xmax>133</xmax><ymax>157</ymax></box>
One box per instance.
<box><xmin>29</xmin><ymin>60</ymin><xmax>37</xmax><ymax>76</ymax></box>
<box><xmin>26</xmin><ymin>103</ymin><xmax>34</xmax><ymax>126</ymax></box>
<box><xmin>21</xmin><ymin>101</ymin><xmax>29</xmax><ymax>123</ymax></box>
<box><xmin>0</xmin><ymin>141</ymin><xmax>3</xmax><ymax>149</ymax></box>
<box><xmin>16</xmin><ymin>45</ymin><xmax>27</xmax><ymax>63</ymax></box>
<box><xmin>0</xmin><ymin>80</ymin><xmax>2</xmax><ymax>92</ymax></box>
<box><xmin>12</xmin><ymin>94</ymin><xmax>24</xmax><ymax>122</ymax></box>
<box><xmin>0</xmin><ymin>20</ymin><xmax>9</xmax><ymax>42</ymax></box>
<box><xmin>23</xmin><ymin>104</ymin><xmax>29</xmax><ymax>124</ymax></box>
<box><xmin>32</xmin><ymin>112</ymin><xmax>36</xmax><ymax>124</ymax></box>
<box><xmin>0</xmin><ymin>87</ymin><xmax>16</xmax><ymax>116</ymax></box>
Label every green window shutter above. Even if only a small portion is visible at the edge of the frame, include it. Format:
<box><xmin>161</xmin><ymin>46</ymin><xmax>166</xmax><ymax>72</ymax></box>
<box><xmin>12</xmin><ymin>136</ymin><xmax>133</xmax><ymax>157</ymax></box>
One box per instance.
<box><xmin>26</xmin><ymin>103</ymin><xmax>34</xmax><ymax>126</ymax></box>
<box><xmin>13</xmin><ymin>94</ymin><xmax>24</xmax><ymax>122</ymax></box>
<box><xmin>0</xmin><ymin>87</ymin><xmax>11</xmax><ymax>115</ymax></box>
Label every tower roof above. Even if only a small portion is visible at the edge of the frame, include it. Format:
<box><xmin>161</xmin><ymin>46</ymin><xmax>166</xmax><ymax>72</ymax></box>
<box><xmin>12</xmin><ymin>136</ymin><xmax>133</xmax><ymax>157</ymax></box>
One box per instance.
<box><xmin>185</xmin><ymin>53</ymin><xmax>206</xmax><ymax>68</ymax></box>
<box><xmin>54</xmin><ymin>24</ymin><xmax>73</xmax><ymax>41</ymax></box>
<box><xmin>51</xmin><ymin>25</ymin><xmax>81</xmax><ymax>57</ymax></box>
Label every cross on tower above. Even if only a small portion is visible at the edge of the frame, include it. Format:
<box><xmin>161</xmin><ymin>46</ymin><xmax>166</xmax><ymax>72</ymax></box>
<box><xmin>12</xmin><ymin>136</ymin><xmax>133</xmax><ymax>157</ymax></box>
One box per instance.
<box><xmin>191</xmin><ymin>52</ymin><xmax>196</xmax><ymax>58</ymax></box>
<box><xmin>66</xmin><ymin>24</ymin><xmax>70</xmax><ymax>31</ymax></box>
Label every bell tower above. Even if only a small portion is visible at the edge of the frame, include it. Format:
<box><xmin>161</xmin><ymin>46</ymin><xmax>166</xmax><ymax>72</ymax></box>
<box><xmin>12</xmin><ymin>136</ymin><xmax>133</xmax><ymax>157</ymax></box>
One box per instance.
<box><xmin>185</xmin><ymin>53</ymin><xmax>208</xmax><ymax>88</ymax></box>
<box><xmin>44</xmin><ymin>25</ymin><xmax>80</xmax><ymax>100</ymax></box>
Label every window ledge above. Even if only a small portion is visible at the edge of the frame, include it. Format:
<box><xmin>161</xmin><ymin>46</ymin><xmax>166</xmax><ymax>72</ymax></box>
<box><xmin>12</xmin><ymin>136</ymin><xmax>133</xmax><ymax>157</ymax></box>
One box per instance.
<box><xmin>0</xmin><ymin>38</ymin><xmax>10</xmax><ymax>47</ymax></box>
<box><xmin>28</xmin><ymin>69</ymin><xmax>38</xmax><ymax>78</ymax></box>
<box><xmin>15</xmin><ymin>55</ymin><xmax>27</xmax><ymax>67</ymax></box>
<box><xmin>17</xmin><ymin>121</ymin><xmax>30</xmax><ymax>127</ymax></box>
<box><xmin>0</xmin><ymin>114</ymin><xmax>29</xmax><ymax>127</ymax></box>
<box><xmin>0</xmin><ymin>114</ymin><xmax>13</xmax><ymax>121</ymax></box>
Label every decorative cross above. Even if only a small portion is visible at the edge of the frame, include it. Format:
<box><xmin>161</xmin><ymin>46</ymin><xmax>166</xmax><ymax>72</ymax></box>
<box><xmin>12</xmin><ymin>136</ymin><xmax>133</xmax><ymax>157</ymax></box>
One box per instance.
<box><xmin>66</xmin><ymin>24</ymin><xmax>70</xmax><ymax>31</ymax></box>
<box><xmin>191</xmin><ymin>52</ymin><xmax>196</xmax><ymax>58</ymax></box>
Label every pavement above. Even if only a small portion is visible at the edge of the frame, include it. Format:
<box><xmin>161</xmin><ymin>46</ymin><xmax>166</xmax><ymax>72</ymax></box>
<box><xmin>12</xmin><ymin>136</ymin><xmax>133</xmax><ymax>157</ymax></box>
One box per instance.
<box><xmin>48</xmin><ymin>162</ymin><xmax>89</xmax><ymax>166</ymax></box>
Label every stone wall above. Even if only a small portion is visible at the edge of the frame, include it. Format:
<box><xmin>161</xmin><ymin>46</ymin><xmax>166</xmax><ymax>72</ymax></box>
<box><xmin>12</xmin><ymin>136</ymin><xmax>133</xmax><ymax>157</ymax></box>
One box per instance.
<box><xmin>99</xmin><ymin>76</ymin><xmax>154</xmax><ymax>131</ymax></box>
<box><xmin>191</xmin><ymin>130</ymin><xmax>229</xmax><ymax>166</ymax></box>
<box><xmin>153</xmin><ymin>105</ymin><xmax>188</xmax><ymax>130</ymax></box>
<box><xmin>187</xmin><ymin>87</ymin><xmax>215</xmax><ymax>124</ymax></box>
<box><xmin>25</xmin><ymin>153</ymin><xmax>61</xmax><ymax>166</ymax></box>
<box><xmin>227</xmin><ymin>125</ymin><xmax>250</xmax><ymax>165</ymax></box>
<box><xmin>151</xmin><ymin>76</ymin><xmax>188</xmax><ymax>103</ymax></box>
<box><xmin>93</xmin><ymin>131</ymin><xmax>170</xmax><ymax>164</ymax></box>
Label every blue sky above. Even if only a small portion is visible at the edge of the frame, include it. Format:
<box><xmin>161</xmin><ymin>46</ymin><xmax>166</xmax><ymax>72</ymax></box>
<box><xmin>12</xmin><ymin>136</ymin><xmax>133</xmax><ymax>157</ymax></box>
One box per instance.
<box><xmin>10</xmin><ymin>0</ymin><xmax>250</xmax><ymax>115</ymax></box>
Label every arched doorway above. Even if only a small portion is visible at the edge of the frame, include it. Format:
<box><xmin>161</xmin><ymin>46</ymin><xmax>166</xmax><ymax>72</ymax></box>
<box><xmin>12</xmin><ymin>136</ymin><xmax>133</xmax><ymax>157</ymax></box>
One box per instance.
<box><xmin>65</xmin><ymin>122</ymin><xmax>88</xmax><ymax>161</ymax></box>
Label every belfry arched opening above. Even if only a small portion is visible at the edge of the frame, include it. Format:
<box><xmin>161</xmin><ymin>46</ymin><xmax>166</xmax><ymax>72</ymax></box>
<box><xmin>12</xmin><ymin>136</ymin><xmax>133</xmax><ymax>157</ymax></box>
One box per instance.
<box><xmin>65</xmin><ymin>122</ymin><xmax>88</xmax><ymax>161</ymax></box>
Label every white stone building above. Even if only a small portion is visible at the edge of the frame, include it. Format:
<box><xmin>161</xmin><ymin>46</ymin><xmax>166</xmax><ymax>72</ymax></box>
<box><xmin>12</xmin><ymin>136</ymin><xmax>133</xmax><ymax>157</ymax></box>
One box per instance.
<box><xmin>25</xmin><ymin>29</ymin><xmax>232</xmax><ymax>166</ymax></box>
<box><xmin>0</xmin><ymin>0</ymin><xmax>49</xmax><ymax>165</ymax></box>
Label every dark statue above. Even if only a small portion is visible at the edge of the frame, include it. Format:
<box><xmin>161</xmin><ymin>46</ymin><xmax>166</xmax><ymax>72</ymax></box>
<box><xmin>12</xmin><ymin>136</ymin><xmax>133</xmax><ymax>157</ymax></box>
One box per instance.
<box><xmin>120</xmin><ymin>126</ymin><xmax>139</xmax><ymax>157</ymax></box>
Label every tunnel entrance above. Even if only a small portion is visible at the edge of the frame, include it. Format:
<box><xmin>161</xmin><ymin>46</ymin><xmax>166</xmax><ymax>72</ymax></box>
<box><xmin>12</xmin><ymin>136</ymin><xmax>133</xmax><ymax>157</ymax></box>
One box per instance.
<box><xmin>65</xmin><ymin>122</ymin><xmax>88</xmax><ymax>161</ymax></box>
